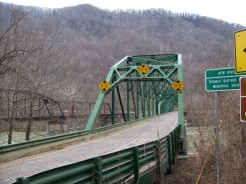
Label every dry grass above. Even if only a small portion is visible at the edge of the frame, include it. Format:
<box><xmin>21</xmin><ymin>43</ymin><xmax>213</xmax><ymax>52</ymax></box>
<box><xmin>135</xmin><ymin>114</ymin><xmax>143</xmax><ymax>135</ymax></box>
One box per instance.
<box><xmin>161</xmin><ymin>92</ymin><xmax>246</xmax><ymax>184</ymax></box>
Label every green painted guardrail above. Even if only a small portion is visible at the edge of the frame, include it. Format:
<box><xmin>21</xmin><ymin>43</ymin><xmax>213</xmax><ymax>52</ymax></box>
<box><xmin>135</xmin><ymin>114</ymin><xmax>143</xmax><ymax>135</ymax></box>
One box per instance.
<box><xmin>0</xmin><ymin>116</ymin><xmax>156</xmax><ymax>163</ymax></box>
<box><xmin>0</xmin><ymin>118</ymin><xmax>146</xmax><ymax>154</ymax></box>
<box><xmin>0</xmin><ymin>129</ymin><xmax>90</xmax><ymax>153</ymax></box>
<box><xmin>0</xmin><ymin>116</ymin><xmax>153</xmax><ymax>160</ymax></box>
<box><xmin>14</xmin><ymin>125</ymin><xmax>181</xmax><ymax>184</ymax></box>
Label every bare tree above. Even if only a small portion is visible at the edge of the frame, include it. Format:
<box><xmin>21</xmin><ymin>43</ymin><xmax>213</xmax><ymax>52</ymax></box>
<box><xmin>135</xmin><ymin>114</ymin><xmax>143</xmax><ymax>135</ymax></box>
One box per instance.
<box><xmin>0</xmin><ymin>5</ymin><xmax>28</xmax><ymax>77</ymax></box>
<box><xmin>1</xmin><ymin>7</ymin><xmax>65</xmax><ymax>143</ymax></box>
<box><xmin>22</xmin><ymin>15</ymin><xmax>64</xmax><ymax>141</ymax></box>
<box><xmin>0</xmin><ymin>5</ymin><xmax>31</xmax><ymax>144</ymax></box>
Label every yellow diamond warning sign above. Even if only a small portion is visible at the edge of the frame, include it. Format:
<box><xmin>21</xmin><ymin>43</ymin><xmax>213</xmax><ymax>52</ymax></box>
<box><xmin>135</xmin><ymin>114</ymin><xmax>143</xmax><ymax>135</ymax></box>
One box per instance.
<box><xmin>171</xmin><ymin>80</ymin><xmax>185</xmax><ymax>92</ymax></box>
<box><xmin>98</xmin><ymin>80</ymin><xmax>111</xmax><ymax>92</ymax></box>
<box><xmin>137</xmin><ymin>64</ymin><xmax>150</xmax><ymax>75</ymax></box>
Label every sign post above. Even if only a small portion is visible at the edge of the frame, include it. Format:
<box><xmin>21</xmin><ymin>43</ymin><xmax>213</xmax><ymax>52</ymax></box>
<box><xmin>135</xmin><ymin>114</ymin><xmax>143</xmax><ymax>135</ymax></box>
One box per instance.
<box><xmin>214</xmin><ymin>91</ymin><xmax>220</xmax><ymax>184</ymax></box>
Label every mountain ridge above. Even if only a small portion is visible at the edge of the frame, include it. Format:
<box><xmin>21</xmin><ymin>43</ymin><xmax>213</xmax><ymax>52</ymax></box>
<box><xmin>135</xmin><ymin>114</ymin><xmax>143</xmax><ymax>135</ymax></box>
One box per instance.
<box><xmin>0</xmin><ymin>2</ymin><xmax>245</xmax><ymax>100</ymax></box>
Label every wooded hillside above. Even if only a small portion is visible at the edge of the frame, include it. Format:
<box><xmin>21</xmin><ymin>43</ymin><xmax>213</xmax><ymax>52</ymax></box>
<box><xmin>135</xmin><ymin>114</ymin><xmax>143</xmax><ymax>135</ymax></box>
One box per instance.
<box><xmin>1</xmin><ymin>3</ymin><xmax>244</xmax><ymax>102</ymax></box>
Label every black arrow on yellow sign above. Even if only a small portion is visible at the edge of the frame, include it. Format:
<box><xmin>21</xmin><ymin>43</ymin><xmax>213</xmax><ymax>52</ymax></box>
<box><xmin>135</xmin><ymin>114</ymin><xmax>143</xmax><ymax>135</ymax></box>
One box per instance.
<box><xmin>243</xmin><ymin>48</ymin><xmax>246</xmax><ymax>52</ymax></box>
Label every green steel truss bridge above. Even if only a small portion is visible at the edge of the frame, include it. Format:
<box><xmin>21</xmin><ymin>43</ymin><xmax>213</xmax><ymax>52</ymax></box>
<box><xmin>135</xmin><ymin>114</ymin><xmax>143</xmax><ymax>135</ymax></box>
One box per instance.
<box><xmin>0</xmin><ymin>54</ymin><xmax>186</xmax><ymax>184</ymax></box>
<box><xmin>86</xmin><ymin>53</ymin><xmax>184</xmax><ymax>140</ymax></box>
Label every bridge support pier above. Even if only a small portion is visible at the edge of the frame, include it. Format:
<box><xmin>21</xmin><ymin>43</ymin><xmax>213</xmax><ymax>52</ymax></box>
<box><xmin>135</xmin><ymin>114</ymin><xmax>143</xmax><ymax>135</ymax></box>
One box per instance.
<box><xmin>47</xmin><ymin>120</ymin><xmax>69</xmax><ymax>136</ymax></box>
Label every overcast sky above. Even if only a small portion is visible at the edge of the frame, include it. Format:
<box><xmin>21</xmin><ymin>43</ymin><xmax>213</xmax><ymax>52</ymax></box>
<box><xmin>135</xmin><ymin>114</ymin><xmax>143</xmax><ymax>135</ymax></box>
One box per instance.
<box><xmin>1</xmin><ymin>0</ymin><xmax>246</xmax><ymax>26</ymax></box>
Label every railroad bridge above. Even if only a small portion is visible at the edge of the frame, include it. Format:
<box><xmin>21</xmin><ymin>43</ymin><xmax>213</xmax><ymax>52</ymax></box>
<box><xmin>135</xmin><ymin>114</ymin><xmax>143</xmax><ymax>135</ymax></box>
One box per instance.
<box><xmin>0</xmin><ymin>89</ymin><xmax>113</xmax><ymax>134</ymax></box>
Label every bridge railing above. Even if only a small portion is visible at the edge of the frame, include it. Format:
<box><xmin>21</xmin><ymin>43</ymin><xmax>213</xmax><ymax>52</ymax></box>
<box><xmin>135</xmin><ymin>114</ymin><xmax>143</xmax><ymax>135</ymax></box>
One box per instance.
<box><xmin>14</xmin><ymin>125</ymin><xmax>181</xmax><ymax>184</ymax></box>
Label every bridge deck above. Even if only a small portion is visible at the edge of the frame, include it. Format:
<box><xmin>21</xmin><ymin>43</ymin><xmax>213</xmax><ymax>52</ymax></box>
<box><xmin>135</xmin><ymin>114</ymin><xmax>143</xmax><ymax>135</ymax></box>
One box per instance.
<box><xmin>0</xmin><ymin>111</ymin><xmax>178</xmax><ymax>184</ymax></box>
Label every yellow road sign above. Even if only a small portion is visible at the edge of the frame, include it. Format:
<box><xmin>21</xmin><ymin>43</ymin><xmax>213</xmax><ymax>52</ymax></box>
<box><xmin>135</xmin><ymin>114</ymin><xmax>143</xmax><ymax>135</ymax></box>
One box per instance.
<box><xmin>137</xmin><ymin>64</ymin><xmax>150</xmax><ymax>75</ymax></box>
<box><xmin>171</xmin><ymin>80</ymin><xmax>185</xmax><ymax>92</ymax></box>
<box><xmin>234</xmin><ymin>29</ymin><xmax>246</xmax><ymax>74</ymax></box>
<box><xmin>98</xmin><ymin>80</ymin><xmax>111</xmax><ymax>92</ymax></box>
